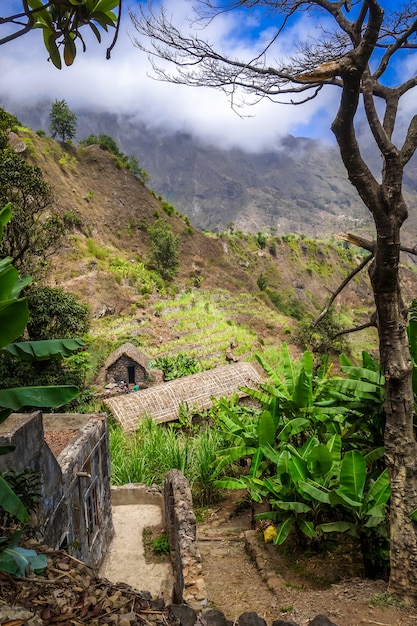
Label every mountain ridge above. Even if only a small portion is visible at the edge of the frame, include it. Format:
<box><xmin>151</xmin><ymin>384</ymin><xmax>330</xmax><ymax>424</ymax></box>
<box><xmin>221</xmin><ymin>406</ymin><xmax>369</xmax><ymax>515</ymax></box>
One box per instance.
<box><xmin>7</xmin><ymin>99</ymin><xmax>417</xmax><ymax>239</ymax></box>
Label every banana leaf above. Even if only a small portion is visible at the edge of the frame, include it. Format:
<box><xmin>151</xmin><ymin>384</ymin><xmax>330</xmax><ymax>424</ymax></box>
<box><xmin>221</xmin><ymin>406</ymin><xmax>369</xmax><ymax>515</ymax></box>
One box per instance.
<box><xmin>0</xmin><ymin>386</ymin><xmax>79</xmax><ymax>410</ymax></box>
<box><xmin>2</xmin><ymin>338</ymin><xmax>85</xmax><ymax>361</ymax></box>
<box><xmin>0</xmin><ymin>476</ymin><xmax>29</xmax><ymax>522</ymax></box>
<box><xmin>338</xmin><ymin>450</ymin><xmax>366</xmax><ymax>503</ymax></box>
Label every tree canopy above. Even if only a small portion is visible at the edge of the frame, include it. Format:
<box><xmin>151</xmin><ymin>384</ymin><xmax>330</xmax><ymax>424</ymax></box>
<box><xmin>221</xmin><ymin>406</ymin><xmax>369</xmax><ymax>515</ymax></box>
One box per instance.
<box><xmin>1</xmin><ymin>0</ymin><xmax>121</xmax><ymax>68</ymax></box>
<box><xmin>134</xmin><ymin>0</ymin><xmax>417</xmax><ymax>603</ymax></box>
<box><xmin>50</xmin><ymin>99</ymin><xmax>77</xmax><ymax>142</ymax></box>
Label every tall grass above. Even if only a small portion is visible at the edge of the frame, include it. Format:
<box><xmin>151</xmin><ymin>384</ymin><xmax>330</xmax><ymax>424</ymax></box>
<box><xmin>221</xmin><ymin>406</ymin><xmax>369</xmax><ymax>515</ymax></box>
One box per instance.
<box><xmin>108</xmin><ymin>417</ymin><xmax>225</xmax><ymax>505</ymax></box>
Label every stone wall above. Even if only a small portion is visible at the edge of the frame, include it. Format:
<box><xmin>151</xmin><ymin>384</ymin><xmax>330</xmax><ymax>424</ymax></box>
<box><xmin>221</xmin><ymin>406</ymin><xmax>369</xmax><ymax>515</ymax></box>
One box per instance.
<box><xmin>163</xmin><ymin>469</ymin><xmax>207</xmax><ymax>610</ymax></box>
<box><xmin>107</xmin><ymin>355</ymin><xmax>147</xmax><ymax>384</ymax></box>
<box><xmin>0</xmin><ymin>411</ymin><xmax>113</xmax><ymax>569</ymax></box>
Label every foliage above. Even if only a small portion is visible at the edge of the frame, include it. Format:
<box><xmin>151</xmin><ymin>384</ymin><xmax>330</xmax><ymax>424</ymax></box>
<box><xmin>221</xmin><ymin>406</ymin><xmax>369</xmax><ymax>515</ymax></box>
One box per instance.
<box><xmin>150</xmin><ymin>353</ymin><xmax>201</xmax><ymax>381</ymax></box>
<box><xmin>0</xmin><ymin>469</ymin><xmax>41</xmax><ymax>529</ymax></box>
<box><xmin>294</xmin><ymin>309</ymin><xmax>348</xmax><ymax>355</ymax></box>
<box><xmin>108</xmin><ymin>257</ymin><xmax>163</xmax><ymax>294</ymax></box>
<box><xmin>151</xmin><ymin>532</ymin><xmax>170</xmax><ymax>556</ymax></box>
<box><xmin>0</xmin><ymin>204</ymin><xmax>79</xmax><ymax>576</ymax></box>
<box><xmin>109</xmin><ymin>417</ymin><xmax>225</xmax><ymax>505</ymax></box>
<box><xmin>267</xmin><ymin>289</ymin><xmax>305</xmax><ymax>321</ymax></box>
<box><xmin>49</xmin><ymin>100</ymin><xmax>77</xmax><ymax>142</ymax></box>
<box><xmin>147</xmin><ymin>219</ymin><xmax>180</xmax><ymax>280</ymax></box>
<box><xmin>0</xmin><ymin>109</ymin><xmax>21</xmax><ymax>134</ymax></box>
<box><xmin>0</xmin><ymin>533</ymin><xmax>47</xmax><ymax>576</ymax></box>
<box><xmin>79</xmin><ymin>134</ymin><xmax>150</xmax><ymax>184</ymax></box>
<box><xmin>211</xmin><ymin>345</ymin><xmax>389</xmax><ymax>577</ymax></box>
<box><xmin>134</xmin><ymin>0</ymin><xmax>417</xmax><ymax>595</ymax></box>
<box><xmin>1</xmin><ymin>1</ymin><xmax>121</xmax><ymax>69</ymax></box>
<box><xmin>26</xmin><ymin>286</ymin><xmax>90</xmax><ymax>341</ymax></box>
<box><xmin>0</xmin><ymin>146</ymin><xmax>64</xmax><ymax>278</ymax></box>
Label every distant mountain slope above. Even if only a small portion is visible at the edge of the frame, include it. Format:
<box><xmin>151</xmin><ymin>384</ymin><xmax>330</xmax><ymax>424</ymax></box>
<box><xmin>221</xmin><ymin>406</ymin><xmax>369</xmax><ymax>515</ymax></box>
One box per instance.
<box><xmin>3</xmin><ymin>99</ymin><xmax>417</xmax><ymax>240</ymax></box>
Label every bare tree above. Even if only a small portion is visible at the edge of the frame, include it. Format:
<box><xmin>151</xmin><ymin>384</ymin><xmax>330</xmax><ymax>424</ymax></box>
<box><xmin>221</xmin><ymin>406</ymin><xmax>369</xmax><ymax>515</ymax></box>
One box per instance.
<box><xmin>0</xmin><ymin>1</ymin><xmax>121</xmax><ymax>68</ymax></box>
<box><xmin>132</xmin><ymin>0</ymin><xmax>417</xmax><ymax>602</ymax></box>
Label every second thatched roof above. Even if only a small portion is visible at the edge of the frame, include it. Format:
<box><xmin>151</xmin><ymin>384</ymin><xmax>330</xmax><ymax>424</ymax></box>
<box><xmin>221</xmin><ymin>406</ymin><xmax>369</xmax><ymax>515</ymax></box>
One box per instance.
<box><xmin>104</xmin><ymin>361</ymin><xmax>264</xmax><ymax>431</ymax></box>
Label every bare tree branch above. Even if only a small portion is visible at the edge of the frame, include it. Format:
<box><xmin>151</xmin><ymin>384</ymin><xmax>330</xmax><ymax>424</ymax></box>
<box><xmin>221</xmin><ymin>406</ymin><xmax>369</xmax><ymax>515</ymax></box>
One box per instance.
<box><xmin>313</xmin><ymin>252</ymin><xmax>373</xmax><ymax>326</ymax></box>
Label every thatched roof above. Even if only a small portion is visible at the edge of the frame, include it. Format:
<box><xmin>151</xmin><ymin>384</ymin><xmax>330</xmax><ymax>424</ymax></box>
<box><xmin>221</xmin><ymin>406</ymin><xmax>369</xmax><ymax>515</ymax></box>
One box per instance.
<box><xmin>103</xmin><ymin>343</ymin><xmax>150</xmax><ymax>370</ymax></box>
<box><xmin>104</xmin><ymin>362</ymin><xmax>264</xmax><ymax>431</ymax></box>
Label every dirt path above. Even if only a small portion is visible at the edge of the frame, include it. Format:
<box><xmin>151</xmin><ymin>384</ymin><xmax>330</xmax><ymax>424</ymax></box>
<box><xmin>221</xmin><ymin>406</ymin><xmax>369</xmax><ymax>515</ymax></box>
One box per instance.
<box><xmin>197</xmin><ymin>500</ymin><xmax>417</xmax><ymax>626</ymax></box>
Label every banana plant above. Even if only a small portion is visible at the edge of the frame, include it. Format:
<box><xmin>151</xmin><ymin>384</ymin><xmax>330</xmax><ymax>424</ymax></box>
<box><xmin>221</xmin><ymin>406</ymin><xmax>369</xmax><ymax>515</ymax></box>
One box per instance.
<box><xmin>253</xmin><ymin>434</ymin><xmax>343</xmax><ymax>546</ymax></box>
<box><xmin>321</xmin><ymin>351</ymin><xmax>386</xmax><ymax>451</ymax></box>
<box><xmin>301</xmin><ymin>450</ymin><xmax>390</xmax><ymax>578</ymax></box>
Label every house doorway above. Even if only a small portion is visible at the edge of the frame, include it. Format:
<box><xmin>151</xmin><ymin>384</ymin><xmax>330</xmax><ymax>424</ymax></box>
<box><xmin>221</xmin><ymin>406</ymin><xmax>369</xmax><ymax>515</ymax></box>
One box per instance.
<box><xmin>127</xmin><ymin>366</ymin><xmax>136</xmax><ymax>384</ymax></box>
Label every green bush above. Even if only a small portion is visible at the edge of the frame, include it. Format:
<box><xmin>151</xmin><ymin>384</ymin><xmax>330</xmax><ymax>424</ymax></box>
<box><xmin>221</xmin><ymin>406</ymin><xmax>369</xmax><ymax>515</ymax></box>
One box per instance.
<box><xmin>147</xmin><ymin>219</ymin><xmax>180</xmax><ymax>280</ymax></box>
<box><xmin>150</xmin><ymin>353</ymin><xmax>201</xmax><ymax>380</ymax></box>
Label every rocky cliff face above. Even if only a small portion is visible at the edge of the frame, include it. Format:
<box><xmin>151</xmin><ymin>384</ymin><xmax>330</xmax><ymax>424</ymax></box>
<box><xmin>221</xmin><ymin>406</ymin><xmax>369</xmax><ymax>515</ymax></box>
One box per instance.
<box><xmin>3</xmin><ymin>99</ymin><xmax>417</xmax><ymax>240</ymax></box>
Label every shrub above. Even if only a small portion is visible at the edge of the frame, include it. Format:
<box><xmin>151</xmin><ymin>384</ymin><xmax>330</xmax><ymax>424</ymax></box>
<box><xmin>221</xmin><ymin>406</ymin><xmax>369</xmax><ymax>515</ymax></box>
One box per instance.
<box><xmin>147</xmin><ymin>219</ymin><xmax>180</xmax><ymax>280</ymax></box>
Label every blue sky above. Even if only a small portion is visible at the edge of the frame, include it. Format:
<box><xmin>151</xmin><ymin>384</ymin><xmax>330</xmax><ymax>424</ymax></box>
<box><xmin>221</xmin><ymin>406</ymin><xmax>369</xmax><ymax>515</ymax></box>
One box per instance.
<box><xmin>0</xmin><ymin>0</ymin><xmax>413</xmax><ymax>151</ymax></box>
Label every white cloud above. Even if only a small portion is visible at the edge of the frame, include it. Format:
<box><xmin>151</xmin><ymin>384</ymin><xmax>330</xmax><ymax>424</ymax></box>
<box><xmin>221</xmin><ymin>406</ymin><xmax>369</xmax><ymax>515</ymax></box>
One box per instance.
<box><xmin>0</xmin><ymin>0</ymin><xmax>340</xmax><ymax>151</ymax></box>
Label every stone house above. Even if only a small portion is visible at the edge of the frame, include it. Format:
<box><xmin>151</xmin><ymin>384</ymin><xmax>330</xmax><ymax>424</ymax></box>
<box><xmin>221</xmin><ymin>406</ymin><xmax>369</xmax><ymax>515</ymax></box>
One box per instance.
<box><xmin>0</xmin><ymin>411</ymin><xmax>113</xmax><ymax>569</ymax></box>
<box><xmin>101</xmin><ymin>342</ymin><xmax>150</xmax><ymax>386</ymax></box>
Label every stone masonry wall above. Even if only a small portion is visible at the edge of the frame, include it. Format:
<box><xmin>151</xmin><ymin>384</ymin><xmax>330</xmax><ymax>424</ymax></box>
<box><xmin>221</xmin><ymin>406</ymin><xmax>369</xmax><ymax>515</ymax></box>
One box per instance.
<box><xmin>164</xmin><ymin>469</ymin><xmax>207</xmax><ymax>610</ymax></box>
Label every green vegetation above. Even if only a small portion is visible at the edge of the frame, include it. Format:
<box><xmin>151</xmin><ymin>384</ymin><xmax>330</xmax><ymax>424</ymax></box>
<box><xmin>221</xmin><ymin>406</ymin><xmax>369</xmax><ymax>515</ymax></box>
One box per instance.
<box><xmin>1</xmin><ymin>2</ymin><xmax>120</xmax><ymax>69</ymax></box>
<box><xmin>49</xmin><ymin>100</ymin><xmax>77</xmax><ymax>142</ymax></box>
<box><xmin>0</xmin><ymin>204</ymin><xmax>81</xmax><ymax>575</ymax></box>
<box><xmin>211</xmin><ymin>343</ymin><xmax>390</xmax><ymax>579</ymax></box>
<box><xmin>148</xmin><ymin>219</ymin><xmax>180</xmax><ymax>280</ymax></box>
<box><xmin>26</xmin><ymin>287</ymin><xmax>89</xmax><ymax>341</ymax></box>
<box><xmin>0</xmin><ymin>131</ymin><xmax>65</xmax><ymax>278</ymax></box>
<box><xmin>109</xmin><ymin>417</ymin><xmax>224</xmax><ymax>507</ymax></box>
<box><xmin>79</xmin><ymin>134</ymin><xmax>149</xmax><ymax>184</ymax></box>
<box><xmin>150</xmin><ymin>353</ymin><xmax>201</xmax><ymax>380</ymax></box>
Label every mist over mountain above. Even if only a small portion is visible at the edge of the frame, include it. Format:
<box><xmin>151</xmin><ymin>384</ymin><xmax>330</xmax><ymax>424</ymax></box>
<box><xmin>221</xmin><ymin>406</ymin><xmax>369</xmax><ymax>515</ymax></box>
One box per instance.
<box><xmin>4</xmin><ymin>98</ymin><xmax>417</xmax><ymax>238</ymax></box>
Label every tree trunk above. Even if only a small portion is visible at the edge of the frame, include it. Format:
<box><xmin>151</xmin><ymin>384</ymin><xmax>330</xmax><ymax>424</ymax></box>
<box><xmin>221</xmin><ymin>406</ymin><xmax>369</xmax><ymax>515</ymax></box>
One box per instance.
<box><xmin>369</xmin><ymin>219</ymin><xmax>417</xmax><ymax>603</ymax></box>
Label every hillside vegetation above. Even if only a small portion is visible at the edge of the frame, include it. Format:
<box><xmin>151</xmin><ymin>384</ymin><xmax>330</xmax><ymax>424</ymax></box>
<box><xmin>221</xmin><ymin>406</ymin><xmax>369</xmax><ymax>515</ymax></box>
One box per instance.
<box><xmin>10</xmin><ymin>125</ymin><xmax>417</xmax><ymax>378</ymax></box>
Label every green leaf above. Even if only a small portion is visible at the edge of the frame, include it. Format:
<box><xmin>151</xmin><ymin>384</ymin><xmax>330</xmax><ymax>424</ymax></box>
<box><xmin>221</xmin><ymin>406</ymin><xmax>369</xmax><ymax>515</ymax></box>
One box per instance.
<box><xmin>0</xmin><ymin>299</ymin><xmax>29</xmax><ymax>349</ymax></box>
<box><xmin>64</xmin><ymin>37</ymin><xmax>77</xmax><ymax>66</ymax></box>
<box><xmin>90</xmin><ymin>11</ymin><xmax>116</xmax><ymax>29</ymax></box>
<box><xmin>0</xmin><ymin>386</ymin><xmax>79</xmax><ymax>410</ymax></box>
<box><xmin>258</xmin><ymin>411</ymin><xmax>275</xmax><ymax>446</ymax></box>
<box><xmin>273</xmin><ymin>501</ymin><xmax>311</xmax><ymax>513</ymax></box>
<box><xmin>248</xmin><ymin>448</ymin><xmax>264</xmax><ymax>478</ymax></box>
<box><xmin>93</xmin><ymin>0</ymin><xmax>119</xmax><ymax>12</ymax></box>
<box><xmin>3</xmin><ymin>338</ymin><xmax>85</xmax><ymax>361</ymax></box>
<box><xmin>338</xmin><ymin>450</ymin><xmax>366</xmax><ymax>502</ymax></box>
<box><xmin>0</xmin><ymin>204</ymin><xmax>12</xmax><ymax>239</ymax></box>
<box><xmin>363</xmin><ymin>447</ymin><xmax>385</xmax><ymax>465</ymax></box>
<box><xmin>306</xmin><ymin>444</ymin><xmax>333</xmax><ymax>479</ymax></box>
<box><xmin>214</xmin><ymin>477</ymin><xmax>246</xmax><ymax>490</ymax></box>
<box><xmin>0</xmin><ymin>476</ymin><xmax>29</xmax><ymax>523</ymax></box>
<box><xmin>46</xmin><ymin>33</ymin><xmax>62</xmax><ymax>70</ymax></box>
<box><xmin>409</xmin><ymin>508</ymin><xmax>417</xmax><ymax>522</ymax></box>
<box><xmin>89</xmin><ymin>21</ymin><xmax>102</xmax><ymax>42</ymax></box>
<box><xmin>279</xmin><ymin>417</ymin><xmax>310</xmax><ymax>441</ymax></box>
<box><xmin>0</xmin><ymin>545</ymin><xmax>47</xmax><ymax>576</ymax></box>
<box><xmin>287</xmin><ymin>455</ymin><xmax>308</xmax><ymax>484</ymax></box>
<box><xmin>299</xmin><ymin>519</ymin><xmax>316</xmax><ymax>539</ymax></box>
<box><xmin>274</xmin><ymin>516</ymin><xmax>294</xmax><ymax>545</ymax></box>
<box><xmin>318</xmin><ymin>521</ymin><xmax>354</xmax><ymax>534</ymax></box>
<box><xmin>366</xmin><ymin>469</ymin><xmax>390</xmax><ymax>507</ymax></box>
<box><xmin>298</xmin><ymin>480</ymin><xmax>331</xmax><ymax>504</ymax></box>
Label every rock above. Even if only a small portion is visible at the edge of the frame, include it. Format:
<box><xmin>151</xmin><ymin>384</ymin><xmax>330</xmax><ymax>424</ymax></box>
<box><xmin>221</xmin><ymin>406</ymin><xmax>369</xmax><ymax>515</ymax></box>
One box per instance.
<box><xmin>201</xmin><ymin>608</ymin><xmax>229</xmax><ymax>626</ymax></box>
<box><xmin>168</xmin><ymin>603</ymin><xmax>198</xmax><ymax>626</ymax></box>
<box><xmin>237</xmin><ymin>612</ymin><xmax>267</xmax><ymax>626</ymax></box>
<box><xmin>308</xmin><ymin>616</ymin><xmax>339</xmax><ymax>626</ymax></box>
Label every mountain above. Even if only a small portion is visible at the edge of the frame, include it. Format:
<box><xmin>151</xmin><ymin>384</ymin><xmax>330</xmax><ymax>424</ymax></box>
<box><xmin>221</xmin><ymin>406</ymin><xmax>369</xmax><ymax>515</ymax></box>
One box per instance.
<box><xmin>5</xmin><ymin>99</ymin><xmax>417</xmax><ymax>240</ymax></box>
<box><xmin>3</xmin><ymin>121</ymin><xmax>417</xmax><ymax>369</ymax></box>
